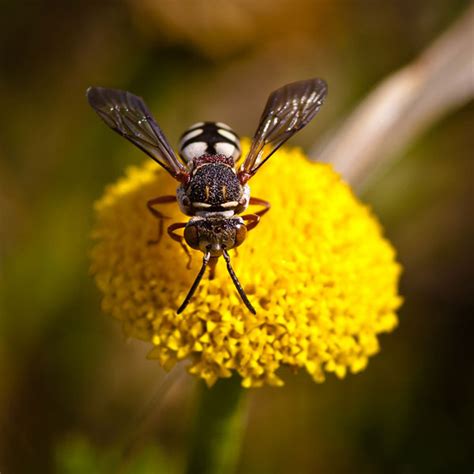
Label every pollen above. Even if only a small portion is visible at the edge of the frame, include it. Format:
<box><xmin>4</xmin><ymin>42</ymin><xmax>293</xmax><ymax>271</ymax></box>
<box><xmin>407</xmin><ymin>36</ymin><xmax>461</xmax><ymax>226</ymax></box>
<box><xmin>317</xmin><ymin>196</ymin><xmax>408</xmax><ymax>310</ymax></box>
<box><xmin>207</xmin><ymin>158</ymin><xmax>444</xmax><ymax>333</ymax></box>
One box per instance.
<box><xmin>90</xmin><ymin>141</ymin><xmax>402</xmax><ymax>388</ymax></box>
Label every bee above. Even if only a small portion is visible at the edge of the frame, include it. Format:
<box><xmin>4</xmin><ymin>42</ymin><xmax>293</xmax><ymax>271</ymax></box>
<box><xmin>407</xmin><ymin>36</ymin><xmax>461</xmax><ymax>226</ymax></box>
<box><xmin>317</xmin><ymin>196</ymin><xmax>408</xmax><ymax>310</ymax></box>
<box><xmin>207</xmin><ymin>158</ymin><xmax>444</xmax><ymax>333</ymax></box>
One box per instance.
<box><xmin>87</xmin><ymin>78</ymin><xmax>327</xmax><ymax>314</ymax></box>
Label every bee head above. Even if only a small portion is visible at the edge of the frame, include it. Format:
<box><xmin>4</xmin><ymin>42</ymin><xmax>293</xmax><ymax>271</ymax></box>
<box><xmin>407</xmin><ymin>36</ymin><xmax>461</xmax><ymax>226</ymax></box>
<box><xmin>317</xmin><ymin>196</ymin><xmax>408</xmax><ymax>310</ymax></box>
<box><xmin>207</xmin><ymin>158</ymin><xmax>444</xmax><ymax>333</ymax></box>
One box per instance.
<box><xmin>184</xmin><ymin>217</ymin><xmax>247</xmax><ymax>257</ymax></box>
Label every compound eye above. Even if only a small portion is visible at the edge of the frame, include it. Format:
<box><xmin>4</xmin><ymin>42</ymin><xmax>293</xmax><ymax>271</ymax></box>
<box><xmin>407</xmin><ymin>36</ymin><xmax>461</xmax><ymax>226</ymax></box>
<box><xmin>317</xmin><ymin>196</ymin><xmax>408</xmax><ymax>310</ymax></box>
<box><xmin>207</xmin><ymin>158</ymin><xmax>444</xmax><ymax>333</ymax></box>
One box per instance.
<box><xmin>184</xmin><ymin>224</ymin><xmax>200</xmax><ymax>250</ymax></box>
<box><xmin>234</xmin><ymin>224</ymin><xmax>247</xmax><ymax>247</ymax></box>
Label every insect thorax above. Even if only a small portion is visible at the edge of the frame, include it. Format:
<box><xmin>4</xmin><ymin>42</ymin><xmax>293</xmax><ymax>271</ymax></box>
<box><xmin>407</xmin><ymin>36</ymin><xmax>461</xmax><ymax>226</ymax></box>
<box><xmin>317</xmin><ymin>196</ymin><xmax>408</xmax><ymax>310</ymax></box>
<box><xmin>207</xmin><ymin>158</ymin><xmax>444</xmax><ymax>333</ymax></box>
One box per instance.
<box><xmin>179</xmin><ymin>121</ymin><xmax>241</xmax><ymax>162</ymax></box>
<box><xmin>177</xmin><ymin>157</ymin><xmax>243</xmax><ymax>213</ymax></box>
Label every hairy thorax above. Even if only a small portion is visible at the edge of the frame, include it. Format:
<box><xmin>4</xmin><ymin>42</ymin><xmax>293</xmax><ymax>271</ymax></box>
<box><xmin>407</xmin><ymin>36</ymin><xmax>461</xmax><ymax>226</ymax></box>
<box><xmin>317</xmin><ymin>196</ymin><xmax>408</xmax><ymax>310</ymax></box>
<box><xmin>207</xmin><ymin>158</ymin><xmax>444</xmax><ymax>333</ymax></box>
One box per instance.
<box><xmin>177</xmin><ymin>155</ymin><xmax>249</xmax><ymax>216</ymax></box>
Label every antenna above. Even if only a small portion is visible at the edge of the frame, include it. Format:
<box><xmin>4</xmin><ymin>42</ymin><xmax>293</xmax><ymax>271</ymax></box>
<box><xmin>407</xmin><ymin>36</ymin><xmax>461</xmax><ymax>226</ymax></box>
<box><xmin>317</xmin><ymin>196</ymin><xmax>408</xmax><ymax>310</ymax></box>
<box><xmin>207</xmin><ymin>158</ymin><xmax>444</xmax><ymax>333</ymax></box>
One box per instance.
<box><xmin>177</xmin><ymin>252</ymin><xmax>210</xmax><ymax>314</ymax></box>
<box><xmin>223</xmin><ymin>250</ymin><xmax>256</xmax><ymax>314</ymax></box>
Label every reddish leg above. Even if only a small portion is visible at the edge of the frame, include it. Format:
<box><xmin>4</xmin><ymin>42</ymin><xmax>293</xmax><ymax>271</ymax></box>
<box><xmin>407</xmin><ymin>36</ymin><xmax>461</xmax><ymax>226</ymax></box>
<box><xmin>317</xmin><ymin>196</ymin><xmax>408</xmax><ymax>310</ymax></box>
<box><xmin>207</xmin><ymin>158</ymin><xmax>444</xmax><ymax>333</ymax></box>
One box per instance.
<box><xmin>242</xmin><ymin>213</ymin><xmax>260</xmax><ymax>231</ymax></box>
<box><xmin>249</xmin><ymin>196</ymin><xmax>271</xmax><ymax>217</ymax></box>
<box><xmin>168</xmin><ymin>222</ymin><xmax>193</xmax><ymax>269</ymax></box>
<box><xmin>240</xmin><ymin>197</ymin><xmax>270</xmax><ymax>233</ymax></box>
<box><xmin>147</xmin><ymin>195</ymin><xmax>177</xmax><ymax>245</ymax></box>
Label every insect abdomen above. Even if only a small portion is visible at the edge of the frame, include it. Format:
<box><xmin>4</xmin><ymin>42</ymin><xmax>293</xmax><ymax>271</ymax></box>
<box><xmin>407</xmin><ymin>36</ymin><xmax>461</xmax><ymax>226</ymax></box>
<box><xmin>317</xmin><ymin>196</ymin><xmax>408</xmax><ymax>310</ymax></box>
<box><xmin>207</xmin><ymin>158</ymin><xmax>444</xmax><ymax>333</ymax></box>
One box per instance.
<box><xmin>179</xmin><ymin>121</ymin><xmax>241</xmax><ymax>162</ymax></box>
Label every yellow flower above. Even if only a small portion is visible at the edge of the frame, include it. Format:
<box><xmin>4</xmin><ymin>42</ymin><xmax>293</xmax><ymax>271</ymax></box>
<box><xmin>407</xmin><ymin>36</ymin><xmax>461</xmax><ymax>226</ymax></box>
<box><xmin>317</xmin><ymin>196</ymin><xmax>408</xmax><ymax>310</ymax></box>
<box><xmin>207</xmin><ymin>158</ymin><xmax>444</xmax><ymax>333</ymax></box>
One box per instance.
<box><xmin>91</xmin><ymin>142</ymin><xmax>402</xmax><ymax>388</ymax></box>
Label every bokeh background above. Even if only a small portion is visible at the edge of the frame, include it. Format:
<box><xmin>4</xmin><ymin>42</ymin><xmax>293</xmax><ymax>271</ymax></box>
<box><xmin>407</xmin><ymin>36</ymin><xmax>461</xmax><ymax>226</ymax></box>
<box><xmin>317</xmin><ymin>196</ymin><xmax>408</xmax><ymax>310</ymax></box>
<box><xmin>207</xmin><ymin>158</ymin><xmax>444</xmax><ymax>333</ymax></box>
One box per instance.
<box><xmin>1</xmin><ymin>1</ymin><xmax>473</xmax><ymax>473</ymax></box>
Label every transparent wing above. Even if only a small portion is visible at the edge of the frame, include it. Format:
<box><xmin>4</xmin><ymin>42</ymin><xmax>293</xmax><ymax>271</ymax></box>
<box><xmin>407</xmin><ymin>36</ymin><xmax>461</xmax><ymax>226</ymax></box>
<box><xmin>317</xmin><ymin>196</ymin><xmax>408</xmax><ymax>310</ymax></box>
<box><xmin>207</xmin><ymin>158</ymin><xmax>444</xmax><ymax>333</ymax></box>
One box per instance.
<box><xmin>239</xmin><ymin>78</ymin><xmax>327</xmax><ymax>183</ymax></box>
<box><xmin>87</xmin><ymin>87</ymin><xmax>188</xmax><ymax>181</ymax></box>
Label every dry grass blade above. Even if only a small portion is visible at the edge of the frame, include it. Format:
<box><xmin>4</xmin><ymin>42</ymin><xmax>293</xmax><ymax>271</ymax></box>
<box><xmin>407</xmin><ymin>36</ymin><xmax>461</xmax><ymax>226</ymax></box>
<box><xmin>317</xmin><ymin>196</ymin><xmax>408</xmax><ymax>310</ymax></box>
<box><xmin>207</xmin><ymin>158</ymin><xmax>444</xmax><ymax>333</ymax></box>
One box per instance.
<box><xmin>313</xmin><ymin>4</ymin><xmax>474</xmax><ymax>190</ymax></box>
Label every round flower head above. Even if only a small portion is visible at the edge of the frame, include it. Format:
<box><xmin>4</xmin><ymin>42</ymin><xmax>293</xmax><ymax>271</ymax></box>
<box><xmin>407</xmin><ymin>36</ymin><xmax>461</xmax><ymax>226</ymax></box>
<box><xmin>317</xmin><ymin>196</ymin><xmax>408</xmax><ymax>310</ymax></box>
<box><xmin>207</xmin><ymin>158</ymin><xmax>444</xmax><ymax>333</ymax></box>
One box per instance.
<box><xmin>91</xmin><ymin>142</ymin><xmax>402</xmax><ymax>388</ymax></box>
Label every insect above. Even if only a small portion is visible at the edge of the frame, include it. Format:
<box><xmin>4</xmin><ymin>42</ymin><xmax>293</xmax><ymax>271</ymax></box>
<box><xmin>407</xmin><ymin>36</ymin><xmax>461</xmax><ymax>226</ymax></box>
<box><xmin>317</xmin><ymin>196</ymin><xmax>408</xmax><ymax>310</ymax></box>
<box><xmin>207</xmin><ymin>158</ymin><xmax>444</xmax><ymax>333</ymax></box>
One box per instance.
<box><xmin>87</xmin><ymin>78</ymin><xmax>327</xmax><ymax>314</ymax></box>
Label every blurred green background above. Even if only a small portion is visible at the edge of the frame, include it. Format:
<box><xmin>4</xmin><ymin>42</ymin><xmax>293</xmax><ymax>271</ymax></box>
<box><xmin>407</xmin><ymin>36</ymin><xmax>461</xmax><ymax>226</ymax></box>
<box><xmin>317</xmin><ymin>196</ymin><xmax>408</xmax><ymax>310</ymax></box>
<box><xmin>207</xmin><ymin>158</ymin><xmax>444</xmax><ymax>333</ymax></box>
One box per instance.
<box><xmin>0</xmin><ymin>1</ymin><xmax>472</xmax><ymax>473</ymax></box>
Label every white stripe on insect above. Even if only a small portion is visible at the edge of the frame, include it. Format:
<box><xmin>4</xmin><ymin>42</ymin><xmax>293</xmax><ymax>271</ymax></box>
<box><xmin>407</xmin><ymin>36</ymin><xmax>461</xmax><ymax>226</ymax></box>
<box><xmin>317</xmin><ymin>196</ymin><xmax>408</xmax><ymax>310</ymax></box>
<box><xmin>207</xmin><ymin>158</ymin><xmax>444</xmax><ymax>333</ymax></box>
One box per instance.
<box><xmin>196</xmin><ymin>210</ymin><xmax>235</xmax><ymax>218</ymax></box>
<box><xmin>187</xmin><ymin>121</ymin><xmax>205</xmax><ymax>129</ymax></box>
<box><xmin>182</xmin><ymin>142</ymin><xmax>207</xmax><ymax>160</ymax></box>
<box><xmin>215</xmin><ymin>142</ymin><xmax>236</xmax><ymax>157</ymax></box>
<box><xmin>179</xmin><ymin>128</ymin><xmax>203</xmax><ymax>148</ymax></box>
<box><xmin>221</xmin><ymin>201</ymin><xmax>239</xmax><ymax>208</ymax></box>
<box><xmin>216</xmin><ymin>122</ymin><xmax>232</xmax><ymax>130</ymax></box>
<box><xmin>217</xmin><ymin>129</ymin><xmax>240</xmax><ymax>146</ymax></box>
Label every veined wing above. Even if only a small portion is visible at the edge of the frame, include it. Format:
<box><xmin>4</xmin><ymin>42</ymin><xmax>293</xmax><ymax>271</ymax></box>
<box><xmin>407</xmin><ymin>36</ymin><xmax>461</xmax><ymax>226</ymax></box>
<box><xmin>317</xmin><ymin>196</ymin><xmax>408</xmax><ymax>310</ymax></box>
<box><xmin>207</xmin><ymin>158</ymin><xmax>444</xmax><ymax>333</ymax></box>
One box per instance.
<box><xmin>239</xmin><ymin>78</ymin><xmax>327</xmax><ymax>183</ymax></box>
<box><xmin>87</xmin><ymin>87</ymin><xmax>188</xmax><ymax>181</ymax></box>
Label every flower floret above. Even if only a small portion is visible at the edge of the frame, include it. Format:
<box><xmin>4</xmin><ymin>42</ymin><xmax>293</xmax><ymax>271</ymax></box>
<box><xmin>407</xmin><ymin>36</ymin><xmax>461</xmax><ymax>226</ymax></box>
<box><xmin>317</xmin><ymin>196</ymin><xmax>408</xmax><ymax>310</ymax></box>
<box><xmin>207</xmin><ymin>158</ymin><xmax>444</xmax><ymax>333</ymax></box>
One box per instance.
<box><xmin>91</xmin><ymin>143</ymin><xmax>402</xmax><ymax>387</ymax></box>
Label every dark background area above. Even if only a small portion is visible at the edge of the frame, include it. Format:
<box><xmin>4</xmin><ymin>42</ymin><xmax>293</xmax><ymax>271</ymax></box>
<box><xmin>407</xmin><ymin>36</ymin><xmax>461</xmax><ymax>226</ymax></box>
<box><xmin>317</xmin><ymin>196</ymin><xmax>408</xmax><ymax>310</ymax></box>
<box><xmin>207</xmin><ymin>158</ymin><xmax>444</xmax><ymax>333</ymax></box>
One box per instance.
<box><xmin>0</xmin><ymin>1</ymin><xmax>472</xmax><ymax>472</ymax></box>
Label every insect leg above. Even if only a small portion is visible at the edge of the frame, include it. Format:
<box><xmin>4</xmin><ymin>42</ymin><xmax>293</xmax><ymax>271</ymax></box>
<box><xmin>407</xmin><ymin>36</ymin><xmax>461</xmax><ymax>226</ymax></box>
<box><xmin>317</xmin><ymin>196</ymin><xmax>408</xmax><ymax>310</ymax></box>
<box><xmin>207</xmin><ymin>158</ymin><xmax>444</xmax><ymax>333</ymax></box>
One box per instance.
<box><xmin>222</xmin><ymin>250</ymin><xmax>256</xmax><ymax>314</ymax></box>
<box><xmin>241</xmin><ymin>213</ymin><xmax>260</xmax><ymax>231</ymax></box>
<box><xmin>147</xmin><ymin>195</ymin><xmax>177</xmax><ymax>244</ymax></box>
<box><xmin>249</xmin><ymin>196</ymin><xmax>271</xmax><ymax>217</ymax></box>
<box><xmin>177</xmin><ymin>252</ymin><xmax>210</xmax><ymax>314</ymax></box>
<box><xmin>167</xmin><ymin>222</ymin><xmax>193</xmax><ymax>269</ymax></box>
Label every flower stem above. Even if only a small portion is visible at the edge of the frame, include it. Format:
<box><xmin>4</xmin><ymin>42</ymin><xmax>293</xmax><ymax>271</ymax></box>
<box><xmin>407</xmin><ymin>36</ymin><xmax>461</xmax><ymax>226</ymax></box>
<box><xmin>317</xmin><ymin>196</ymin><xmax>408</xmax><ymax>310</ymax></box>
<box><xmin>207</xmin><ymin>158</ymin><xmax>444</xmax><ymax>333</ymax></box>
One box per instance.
<box><xmin>186</xmin><ymin>376</ymin><xmax>246</xmax><ymax>474</ymax></box>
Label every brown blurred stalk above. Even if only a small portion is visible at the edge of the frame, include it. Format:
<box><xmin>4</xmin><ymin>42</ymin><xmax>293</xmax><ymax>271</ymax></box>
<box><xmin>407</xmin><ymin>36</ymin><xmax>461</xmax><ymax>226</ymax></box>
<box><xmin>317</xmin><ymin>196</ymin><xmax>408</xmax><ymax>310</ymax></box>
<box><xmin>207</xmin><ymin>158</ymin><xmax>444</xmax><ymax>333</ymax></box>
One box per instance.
<box><xmin>313</xmin><ymin>4</ymin><xmax>474</xmax><ymax>190</ymax></box>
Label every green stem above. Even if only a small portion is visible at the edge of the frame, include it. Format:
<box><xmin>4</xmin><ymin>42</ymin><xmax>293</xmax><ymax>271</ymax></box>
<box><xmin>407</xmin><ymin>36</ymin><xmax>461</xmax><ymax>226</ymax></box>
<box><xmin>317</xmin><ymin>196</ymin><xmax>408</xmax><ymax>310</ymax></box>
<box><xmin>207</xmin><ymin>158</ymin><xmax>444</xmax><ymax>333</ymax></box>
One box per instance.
<box><xmin>186</xmin><ymin>376</ymin><xmax>247</xmax><ymax>474</ymax></box>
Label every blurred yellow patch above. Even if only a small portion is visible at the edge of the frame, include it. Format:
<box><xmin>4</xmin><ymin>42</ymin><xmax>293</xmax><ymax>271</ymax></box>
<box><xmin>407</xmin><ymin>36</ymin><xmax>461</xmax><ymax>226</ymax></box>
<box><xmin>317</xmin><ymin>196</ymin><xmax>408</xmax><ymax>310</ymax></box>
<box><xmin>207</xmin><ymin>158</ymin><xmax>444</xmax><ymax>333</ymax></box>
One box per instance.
<box><xmin>91</xmin><ymin>142</ymin><xmax>402</xmax><ymax>387</ymax></box>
